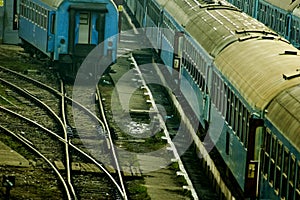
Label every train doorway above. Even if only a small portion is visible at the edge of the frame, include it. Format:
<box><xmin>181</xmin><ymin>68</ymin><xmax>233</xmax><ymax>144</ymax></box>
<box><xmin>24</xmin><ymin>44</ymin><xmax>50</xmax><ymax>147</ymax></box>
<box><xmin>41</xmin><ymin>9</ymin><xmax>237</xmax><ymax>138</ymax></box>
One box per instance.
<box><xmin>69</xmin><ymin>5</ymin><xmax>106</xmax><ymax>57</ymax></box>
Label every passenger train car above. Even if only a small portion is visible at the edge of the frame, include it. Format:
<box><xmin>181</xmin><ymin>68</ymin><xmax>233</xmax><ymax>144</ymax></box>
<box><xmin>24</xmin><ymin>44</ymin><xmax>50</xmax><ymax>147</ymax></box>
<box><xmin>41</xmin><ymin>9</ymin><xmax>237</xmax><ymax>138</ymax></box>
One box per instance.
<box><xmin>18</xmin><ymin>0</ymin><xmax>118</xmax><ymax>78</ymax></box>
<box><xmin>125</xmin><ymin>0</ymin><xmax>300</xmax><ymax>199</ymax></box>
<box><xmin>225</xmin><ymin>0</ymin><xmax>300</xmax><ymax>49</ymax></box>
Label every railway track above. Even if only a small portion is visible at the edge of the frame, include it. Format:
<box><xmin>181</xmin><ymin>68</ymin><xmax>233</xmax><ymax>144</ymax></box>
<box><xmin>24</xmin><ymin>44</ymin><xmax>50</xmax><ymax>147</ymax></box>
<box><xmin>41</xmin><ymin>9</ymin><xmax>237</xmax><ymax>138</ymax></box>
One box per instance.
<box><xmin>0</xmin><ymin>65</ymin><xmax>127</xmax><ymax>199</ymax></box>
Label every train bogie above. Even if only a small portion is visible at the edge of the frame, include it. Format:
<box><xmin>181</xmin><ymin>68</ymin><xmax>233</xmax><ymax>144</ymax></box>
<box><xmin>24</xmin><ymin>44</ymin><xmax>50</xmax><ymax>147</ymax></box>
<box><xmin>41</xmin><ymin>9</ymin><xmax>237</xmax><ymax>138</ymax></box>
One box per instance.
<box><xmin>18</xmin><ymin>0</ymin><xmax>118</xmax><ymax>79</ymax></box>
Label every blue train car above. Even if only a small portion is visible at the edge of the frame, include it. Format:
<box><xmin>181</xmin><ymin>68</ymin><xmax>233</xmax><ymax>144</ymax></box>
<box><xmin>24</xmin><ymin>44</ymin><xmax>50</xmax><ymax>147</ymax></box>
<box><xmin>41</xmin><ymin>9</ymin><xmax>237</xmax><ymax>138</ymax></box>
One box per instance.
<box><xmin>18</xmin><ymin>0</ymin><xmax>118</xmax><ymax>78</ymax></box>
<box><xmin>125</xmin><ymin>0</ymin><xmax>300</xmax><ymax>199</ymax></box>
<box><xmin>225</xmin><ymin>0</ymin><xmax>300</xmax><ymax>48</ymax></box>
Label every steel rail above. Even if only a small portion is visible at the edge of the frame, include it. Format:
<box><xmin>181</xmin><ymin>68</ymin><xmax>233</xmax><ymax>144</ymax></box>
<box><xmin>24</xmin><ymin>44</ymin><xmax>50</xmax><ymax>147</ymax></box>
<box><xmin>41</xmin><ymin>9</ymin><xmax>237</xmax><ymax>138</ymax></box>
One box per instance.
<box><xmin>0</xmin><ymin>105</ymin><xmax>125</xmax><ymax>197</ymax></box>
<box><xmin>59</xmin><ymin>79</ymin><xmax>78</xmax><ymax>200</ymax></box>
<box><xmin>0</xmin><ymin>68</ymin><xmax>125</xmax><ymax>198</ymax></box>
<box><xmin>96</xmin><ymin>85</ymin><xmax>128</xmax><ymax>200</ymax></box>
<box><xmin>0</xmin><ymin>125</ymin><xmax>72</xmax><ymax>200</ymax></box>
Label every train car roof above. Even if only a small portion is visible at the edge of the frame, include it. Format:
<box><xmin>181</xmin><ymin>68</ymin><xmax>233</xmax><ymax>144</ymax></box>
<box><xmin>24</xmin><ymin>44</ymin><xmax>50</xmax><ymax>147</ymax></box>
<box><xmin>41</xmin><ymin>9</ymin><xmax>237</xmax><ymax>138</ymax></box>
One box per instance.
<box><xmin>160</xmin><ymin>0</ymin><xmax>300</xmax><ymax>110</ymax></box>
<box><xmin>156</xmin><ymin>0</ymin><xmax>300</xmax><ymax>151</ymax></box>
<box><xmin>215</xmin><ymin>39</ymin><xmax>300</xmax><ymax>110</ymax></box>
<box><xmin>263</xmin><ymin>0</ymin><xmax>300</xmax><ymax>11</ymax></box>
<box><xmin>266</xmin><ymin>85</ymin><xmax>300</xmax><ymax>152</ymax></box>
<box><xmin>159</xmin><ymin>0</ymin><xmax>272</xmax><ymax>57</ymax></box>
<box><xmin>38</xmin><ymin>0</ymin><xmax>112</xmax><ymax>9</ymax></box>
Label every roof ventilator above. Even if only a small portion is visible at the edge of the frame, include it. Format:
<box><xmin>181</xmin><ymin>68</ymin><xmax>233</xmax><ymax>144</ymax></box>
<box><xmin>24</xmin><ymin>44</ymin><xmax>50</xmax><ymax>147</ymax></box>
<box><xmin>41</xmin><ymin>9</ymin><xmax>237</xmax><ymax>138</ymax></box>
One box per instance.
<box><xmin>283</xmin><ymin>69</ymin><xmax>300</xmax><ymax>80</ymax></box>
<box><xmin>283</xmin><ymin>50</ymin><xmax>297</xmax><ymax>55</ymax></box>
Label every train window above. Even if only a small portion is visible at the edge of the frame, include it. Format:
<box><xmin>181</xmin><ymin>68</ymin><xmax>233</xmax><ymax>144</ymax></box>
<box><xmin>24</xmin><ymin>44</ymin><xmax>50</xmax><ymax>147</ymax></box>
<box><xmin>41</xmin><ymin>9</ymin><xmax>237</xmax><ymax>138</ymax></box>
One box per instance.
<box><xmin>32</xmin><ymin>4</ymin><xmax>35</xmax><ymax>22</ymax></box>
<box><xmin>226</xmin><ymin>88</ymin><xmax>231</xmax><ymax>123</ymax></box>
<box><xmin>238</xmin><ymin>102</ymin><xmax>243</xmax><ymax>140</ymax></box>
<box><xmin>263</xmin><ymin>153</ymin><xmax>270</xmax><ymax>177</ymax></box>
<box><xmin>212</xmin><ymin>72</ymin><xmax>216</xmax><ymax>105</ymax></box>
<box><xmin>80</xmin><ymin>13</ymin><xmax>89</xmax><ymax>25</ymax></box>
<box><xmin>198</xmin><ymin>73</ymin><xmax>203</xmax><ymax>91</ymax></box>
<box><xmin>271</xmin><ymin>136</ymin><xmax>277</xmax><ymax>160</ymax></box>
<box><xmin>230</xmin><ymin>92</ymin><xmax>235</xmax><ymax>129</ymax></box>
<box><xmin>182</xmin><ymin>53</ymin><xmax>186</xmax><ymax>66</ymax></box>
<box><xmin>242</xmin><ymin>109</ymin><xmax>248</xmax><ymax>146</ymax></box>
<box><xmin>277</xmin><ymin>142</ymin><xmax>283</xmax><ymax>168</ymax></box>
<box><xmin>270</xmin><ymin>159</ymin><xmax>275</xmax><ymax>186</ymax></box>
<box><xmin>34</xmin><ymin>8</ymin><xmax>38</xmax><ymax>24</ymax></box>
<box><xmin>202</xmin><ymin>76</ymin><xmax>206</xmax><ymax>93</ymax></box>
<box><xmin>223</xmin><ymin>84</ymin><xmax>228</xmax><ymax>114</ymax></box>
<box><xmin>194</xmin><ymin>70</ymin><xmax>198</xmax><ymax>85</ymax></box>
<box><xmin>296</xmin><ymin>162</ymin><xmax>300</xmax><ymax>193</ymax></box>
<box><xmin>275</xmin><ymin>165</ymin><xmax>281</xmax><ymax>192</ymax></box>
<box><xmin>290</xmin><ymin>155</ymin><xmax>296</xmax><ymax>179</ymax></box>
<box><xmin>267</xmin><ymin>6</ymin><xmax>271</xmax><ymax>26</ymax></box>
<box><xmin>194</xmin><ymin>65</ymin><xmax>198</xmax><ymax>80</ymax></box>
<box><xmin>218</xmin><ymin>77</ymin><xmax>224</xmax><ymax>112</ymax></box>
<box><xmin>285</xmin><ymin>15</ymin><xmax>289</xmax><ymax>35</ymax></box>
<box><xmin>282</xmin><ymin>173</ymin><xmax>288</xmax><ymax>198</ymax></box>
<box><xmin>20</xmin><ymin>3</ymin><xmax>24</xmax><ymax>17</ymax></box>
<box><xmin>279</xmin><ymin>13</ymin><xmax>283</xmax><ymax>33</ymax></box>
<box><xmin>217</xmin><ymin>77</ymin><xmax>221</xmax><ymax>111</ymax></box>
<box><xmin>191</xmin><ymin>64</ymin><xmax>195</xmax><ymax>80</ymax></box>
<box><xmin>275</xmin><ymin>142</ymin><xmax>282</xmax><ymax>192</ymax></box>
<box><xmin>234</xmin><ymin>98</ymin><xmax>240</xmax><ymax>136</ymax></box>
<box><xmin>281</xmin><ymin>150</ymin><xmax>289</xmax><ymax>198</ymax></box>
<box><xmin>264</xmin><ymin>129</ymin><xmax>271</xmax><ymax>155</ymax></box>
<box><xmin>24</xmin><ymin>5</ymin><xmax>27</xmax><ymax>19</ymax></box>
<box><xmin>262</xmin><ymin>138</ymin><xmax>270</xmax><ymax>178</ymax></box>
<box><xmin>197</xmin><ymin>72</ymin><xmax>201</xmax><ymax>88</ymax></box>
<box><xmin>219</xmin><ymin>79</ymin><xmax>223</xmax><ymax>113</ymax></box>
<box><xmin>218</xmin><ymin>80</ymin><xmax>222</xmax><ymax>111</ymax></box>
<box><xmin>23</xmin><ymin>3</ymin><xmax>26</xmax><ymax>18</ymax></box>
<box><xmin>245</xmin><ymin>111</ymin><xmax>250</xmax><ymax>148</ymax></box>
<box><xmin>228</xmin><ymin>90</ymin><xmax>233</xmax><ymax>126</ymax></box>
<box><xmin>269</xmin><ymin>136</ymin><xmax>277</xmax><ymax>185</ymax></box>
<box><xmin>287</xmin><ymin>155</ymin><xmax>296</xmax><ymax>199</ymax></box>
<box><xmin>296</xmin><ymin>27</ymin><xmax>300</xmax><ymax>45</ymax></box>
<box><xmin>28</xmin><ymin>4</ymin><xmax>31</xmax><ymax>21</ymax></box>
<box><xmin>199</xmin><ymin>73</ymin><xmax>203</xmax><ymax>90</ymax></box>
<box><xmin>185</xmin><ymin>57</ymin><xmax>189</xmax><ymax>71</ymax></box>
<box><xmin>221</xmin><ymin>83</ymin><xmax>226</xmax><ymax>116</ymax></box>
<box><xmin>189</xmin><ymin>59</ymin><xmax>192</xmax><ymax>73</ymax></box>
<box><xmin>283</xmin><ymin>148</ymin><xmax>289</xmax><ymax>175</ymax></box>
<box><xmin>269</xmin><ymin>7</ymin><xmax>273</xmax><ymax>27</ymax></box>
<box><xmin>226</xmin><ymin>131</ymin><xmax>230</xmax><ymax>155</ymax></box>
<box><xmin>193</xmin><ymin>64</ymin><xmax>197</xmax><ymax>80</ymax></box>
<box><xmin>187</xmin><ymin>58</ymin><xmax>191</xmax><ymax>73</ymax></box>
<box><xmin>262</xmin><ymin>5</ymin><xmax>266</xmax><ymax>23</ymax></box>
<box><xmin>50</xmin><ymin>13</ymin><xmax>55</xmax><ymax>34</ymax></box>
<box><xmin>43</xmin><ymin>9</ymin><xmax>46</xmax><ymax>29</ymax></box>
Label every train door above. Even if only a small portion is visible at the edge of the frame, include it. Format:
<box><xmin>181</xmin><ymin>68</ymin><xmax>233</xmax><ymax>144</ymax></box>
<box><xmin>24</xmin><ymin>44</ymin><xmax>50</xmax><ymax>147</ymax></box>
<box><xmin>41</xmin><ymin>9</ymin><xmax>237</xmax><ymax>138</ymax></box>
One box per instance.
<box><xmin>244</xmin><ymin>117</ymin><xmax>264</xmax><ymax>198</ymax></box>
<box><xmin>69</xmin><ymin>8</ymin><xmax>106</xmax><ymax>57</ymax></box>
<box><xmin>47</xmin><ymin>11</ymin><xmax>55</xmax><ymax>53</ymax></box>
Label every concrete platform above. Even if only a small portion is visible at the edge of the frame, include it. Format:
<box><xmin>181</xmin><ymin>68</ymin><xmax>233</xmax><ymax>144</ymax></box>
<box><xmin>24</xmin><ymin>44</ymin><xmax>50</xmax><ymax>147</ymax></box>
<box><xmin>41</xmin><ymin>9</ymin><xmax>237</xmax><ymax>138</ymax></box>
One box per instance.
<box><xmin>0</xmin><ymin>141</ymin><xmax>30</xmax><ymax>167</ymax></box>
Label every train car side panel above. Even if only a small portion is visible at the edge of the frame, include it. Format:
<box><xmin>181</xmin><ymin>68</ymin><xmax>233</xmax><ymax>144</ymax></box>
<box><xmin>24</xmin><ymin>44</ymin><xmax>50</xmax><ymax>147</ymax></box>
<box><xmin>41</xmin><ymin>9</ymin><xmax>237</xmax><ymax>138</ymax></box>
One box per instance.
<box><xmin>19</xmin><ymin>0</ymin><xmax>52</xmax><ymax>56</ymax></box>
